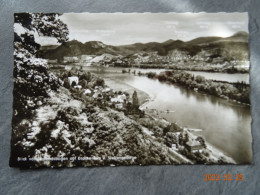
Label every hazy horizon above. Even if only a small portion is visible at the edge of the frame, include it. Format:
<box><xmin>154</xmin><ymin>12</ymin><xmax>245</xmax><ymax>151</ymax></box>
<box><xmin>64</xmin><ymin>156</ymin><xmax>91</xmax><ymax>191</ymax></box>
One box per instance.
<box><xmin>35</xmin><ymin>12</ymin><xmax>248</xmax><ymax>46</ymax></box>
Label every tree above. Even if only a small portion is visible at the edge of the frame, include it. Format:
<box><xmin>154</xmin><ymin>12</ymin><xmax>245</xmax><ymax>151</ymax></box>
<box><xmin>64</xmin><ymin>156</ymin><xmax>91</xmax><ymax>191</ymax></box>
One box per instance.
<box><xmin>79</xmin><ymin>72</ymin><xmax>91</xmax><ymax>82</ymax></box>
<box><xmin>158</xmin><ymin>74</ymin><xmax>167</xmax><ymax>82</ymax></box>
<box><xmin>95</xmin><ymin>78</ymin><xmax>105</xmax><ymax>87</ymax></box>
<box><xmin>184</xmin><ymin>133</ymin><xmax>189</xmax><ymax>142</ymax></box>
<box><xmin>11</xmin><ymin>13</ymin><xmax>69</xmax><ymax>167</ymax></box>
<box><xmin>147</xmin><ymin>72</ymin><xmax>157</xmax><ymax>79</ymax></box>
<box><xmin>28</xmin><ymin>13</ymin><xmax>69</xmax><ymax>43</ymax></box>
<box><xmin>78</xmin><ymin>79</ymin><xmax>88</xmax><ymax>88</ymax></box>
<box><xmin>13</xmin><ymin>13</ymin><xmax>69</xmax><ymax>122</ymax></box>
<box><xmin>63</xmin><ymin>78</ymin><xmax>70</xmax><ymax>89</ymax></box>
<box><xmin>195</xmin><ymin>75</ymin><xmax>206</xmax><ymax>83</ymax></box>
<box><xmin>196</xmin><ymin>136</ymin><xmax>206</xmax><ymax>147</ymax></box>
<box><xmin>14</xmin><ymin>13</ymin><xmax>69</xmax><ymax>50</ymax></box>
<box><xmin>132</xmin><ymin>91</ymin><xmax>139</xmax><ymax>107</ymax></box>
<box><xmin>179</xmin><ymin>133</ymin><xmax>184</xmax><ymax>145</ymax></box>
<box><xmin>71</xmin><ymin>67</ymin><xmax>78</xmax><ymax>75</ymax></box>
<box><xmin>71</xmin><ymin>81</ymin><xmax>77</xmax><ymax>88</ymax></box>
<box><xmin>165</xmin><ymin>71</ymin><xmax>173</xmax><ymax>77</ymax></box>
<box><xmin>61</xmin><ymin>72</ymin><xmax>68</xmax><ymax>80</ymax></box>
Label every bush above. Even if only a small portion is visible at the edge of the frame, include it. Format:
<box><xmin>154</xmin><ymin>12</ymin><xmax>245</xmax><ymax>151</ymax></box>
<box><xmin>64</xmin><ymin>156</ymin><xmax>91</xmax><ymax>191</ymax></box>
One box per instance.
<box><xmin>61</xmin><ymin>72</ymin><xmax>68</xmax><ymax>80</ymax></box>
<box><xmin>195</xmin><ymin>75</ymin><xmax>206</xmax><ymax>83</ymax></box>
<box><xmin>71</xmin><ymin>67</ymin><xmax>78</xmax><ymax>75</ymax></box>
<box><xmin>71</xmin><ymin>81</ymin><xmax>76</xmax><ymax>88</ymax></box>
<box><xmin>79</xmin><ymin>72</ymin><xmax>91</xmax><ymax>82</ymax></box>
<box><xmin>147</xmin><ymin>72</ymin><xmax>157</xmax><ymax>79</ymax></box>
<box><xmin>78</xmin><ymin>80</ymin><xmax>88</xmax><ymax>88</ymax></box>
<box><xmin>95</xmin><ymin>78</ymin><xmax>105</xmax><ymax>87</ymax></box>
<box><xmin>157</xmin><ymin>74</ymin><xmax>167</xmax><ymax>82</ymax></box>
<box><xmin>165</xmin><ymin>71</ymin><xmax>173</xmax><ymax>77</ymax></box>
<box><xmin>63</xmin><ymin>78</ymin><xmax>70</xmax><ymax>89</ymax></box>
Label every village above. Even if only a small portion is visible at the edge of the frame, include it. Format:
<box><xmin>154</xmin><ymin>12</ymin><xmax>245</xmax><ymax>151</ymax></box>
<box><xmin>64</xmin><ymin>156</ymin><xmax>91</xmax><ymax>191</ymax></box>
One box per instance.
<box><xmin>47</xmin><ymin>50</ymin><xmax>249</xmax><ymax>73</ymax></box>
<box><xmin>53</xmin><ymin>67</ymin><xmax>147</xmax><ymax>115</ymax></box>
<box><xmin>66</xmin><ymin>72</ymin><xmax>130</xmax><ymax>111</ymax></box>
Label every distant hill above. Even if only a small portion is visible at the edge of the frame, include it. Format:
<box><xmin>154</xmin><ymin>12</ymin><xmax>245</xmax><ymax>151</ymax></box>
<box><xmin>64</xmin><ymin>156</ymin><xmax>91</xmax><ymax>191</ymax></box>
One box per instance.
<box><xmin>223</xmin><ymin>31</ymin><xmax>249</xmax><ymax>42</ymax></box>
<box><xmin>39</xmin><ymin>45</ymin><xmax>59</xmax><ymax>51</ymax></box>
<box><xmin>40</xmin><ymin>31</ymin><xmax>249</xmax><ymax>61</ymax></box>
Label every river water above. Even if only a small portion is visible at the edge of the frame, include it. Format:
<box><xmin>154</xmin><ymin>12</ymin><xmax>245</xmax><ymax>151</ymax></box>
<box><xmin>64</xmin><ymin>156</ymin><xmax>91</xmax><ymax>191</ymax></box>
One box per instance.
<box><xmin>186</xmin><ymin>71</ymin><xmax>249</xmax><ymax>84</ymax></box>
<box><xmin>69</xmin><ymin>66</ymin><xmax>252</xmax><ymax>164</ymax></box>
<box><xmin>67</xmin><ymin>66</ymin><xmax>249</xmax><ymax>83</ymax></box>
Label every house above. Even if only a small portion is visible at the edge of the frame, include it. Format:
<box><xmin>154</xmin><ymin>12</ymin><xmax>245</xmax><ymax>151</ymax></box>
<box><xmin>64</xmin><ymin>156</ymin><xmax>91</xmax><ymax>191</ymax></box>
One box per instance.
<box><xmin>185</xmin><ymin>139</ymin><xmax>204</xmax><ymax>152</ymax></box>
<box><xmin>115</xmin><ymin>103</ymin><xmax>123</xmax><ymax>109</ymax></box>
<box><xmin>102</xmin><ymin>87</ymin><xmax>111</xmax><ymax>93</ymax></box>
<box><xmin>84</xmin><ymin>89</ymin><xmax>92</xmax><ymax>95</ymax></box>
<box><xmin>80</xmin><ymin>55</ymin><xmax>94</xmax><ymax>62</ymax></box>
<box><xmin>64</xmin><ymin>56</ymin><xmax>79</xmax><ymax>63</ymax></box>
<box><xmin>107</xmin><ymin>102</ymin><xmax>113</xmax><ymax>106</ymax></box>
<box><xmin>95</xmin><ymin>86</ymin><xmax>103</xmax><ymax>91</ymax></box>
<box><xmin>93</xmin><ymin>92</ymin><xmax>103</xmax><ymax>99</ymax></box>
<box><xmin>111</xmin><ymin>94</ymin><xmax>126</xmax><ymax>103</ymax></box>
<box><xmin>74</xmin><ymin>85</ymin><xmax>82</xmax><ymax>89</ymax></box>
<box><xmin>68</xmin><ymin>76</ymin><xmax>79</xmax><ymax>86</ymax></box>
<box><xmin>47</xmin><ymin>59</ymin><xmax>57</xmax><ymax>64</ymax></box>
<box><xmin>172</xmin><ymin>144</ymin><xmax>178</xmax><ymax>150</ymax></box>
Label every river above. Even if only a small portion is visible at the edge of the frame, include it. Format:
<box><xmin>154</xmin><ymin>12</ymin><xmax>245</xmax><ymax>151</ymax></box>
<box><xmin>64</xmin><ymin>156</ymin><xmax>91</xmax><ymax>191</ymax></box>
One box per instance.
<box><xmin>65</xmin><ymin>65</ymin><xmax>250</xmax><ymax>83</ymax></box>
<box><xmin>66</xmin><ymin>66</ymin><xmax>252</xmax><ymax>164</ymax></box>
<box><xmin>186</xmin><ymin>71</ymin><xmax>249</xmax><ymax>84</ymax></box>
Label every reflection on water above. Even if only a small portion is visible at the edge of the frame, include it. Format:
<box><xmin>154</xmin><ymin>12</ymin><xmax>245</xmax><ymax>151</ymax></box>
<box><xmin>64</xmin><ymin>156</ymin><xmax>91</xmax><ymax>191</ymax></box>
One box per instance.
<box><xmin>78</xmin><ymin>66</ymin><xmax>249</xmax><ymax>83</ymax></box>
<box><xmin>186</xmin><ymin>71</ymin><xmax>249</xmax><ymax>84</ymax></box>
<box><xmin>86</xmin><ymin>67</ymin><xmax>252</xmax><ymax>164</ymax></box>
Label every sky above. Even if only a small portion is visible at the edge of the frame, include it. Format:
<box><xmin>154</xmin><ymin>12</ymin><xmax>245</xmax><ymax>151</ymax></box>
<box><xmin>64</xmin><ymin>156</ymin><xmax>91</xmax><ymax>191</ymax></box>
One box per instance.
<box><xmin>36</xmin><ymin>12</ymin><xmax>248</xmax><ymax>46</ymax></box>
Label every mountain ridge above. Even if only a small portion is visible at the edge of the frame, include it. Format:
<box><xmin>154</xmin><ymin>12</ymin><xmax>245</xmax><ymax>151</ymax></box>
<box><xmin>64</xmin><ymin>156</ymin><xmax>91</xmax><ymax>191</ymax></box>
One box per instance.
<box><xmin>40</xmin><ymin>31</ymin><xmax>249</xmax><ymax>61</ymax></box>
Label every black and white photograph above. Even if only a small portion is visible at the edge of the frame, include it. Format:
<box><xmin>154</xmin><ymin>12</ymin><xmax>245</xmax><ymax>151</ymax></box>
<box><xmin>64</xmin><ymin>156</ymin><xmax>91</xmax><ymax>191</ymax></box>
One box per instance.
<box><xmin>10</xmin><ymin>12</ymin><xmax>252</xmax><ymax>168</ymax></box>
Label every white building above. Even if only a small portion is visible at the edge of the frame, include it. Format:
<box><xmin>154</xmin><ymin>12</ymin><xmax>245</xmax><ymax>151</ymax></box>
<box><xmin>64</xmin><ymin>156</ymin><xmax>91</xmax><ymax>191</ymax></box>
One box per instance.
<box><xmin>102</xmin><ymin>87</ymin><xmax>111</xmax><ymax>93</ymax></box>
<box><xmin>74</xmin><ymin>85</ymin><xmax>82</xmax><ymax>89</ymax></box>
<box><xmin>111</xmin><ymin>94</ymin><xmax>126</xmax><ymax>103</ymax></box>
<box><xmin>81</xmin><ymin>55</ymin><xmax>94</xmax><ymax>62</ymax></box>
<box><xmin>115</xmin><ymin>103</ymin><xmax>123</xmax><ymax>109</ymax></box>
<box><xmin>64</xmin><ymin>56</ymin><xmax>79</xmax><ymax>63</ymax></box>
<box><xmin>47</xmin><ymin>59</ymin><xmax>57</xmax><ymax>64</ymax></box>
<box><xmin>68</xmin><ymin>76</ymin><xmax>79</xmax><ymax>86</ymax></box>
<box><xmin>84</xmin><ymin>89</ymin><xmax>92</xmax><ymax>95</ymax></box>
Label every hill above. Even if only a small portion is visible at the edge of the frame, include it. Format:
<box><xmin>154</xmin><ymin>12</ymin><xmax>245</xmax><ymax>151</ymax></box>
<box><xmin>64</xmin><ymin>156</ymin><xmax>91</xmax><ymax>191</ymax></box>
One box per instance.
<box><xmin>40</xmin><ymin>31</ymin><xmax>249</xmax><ymax>63</ymax></box>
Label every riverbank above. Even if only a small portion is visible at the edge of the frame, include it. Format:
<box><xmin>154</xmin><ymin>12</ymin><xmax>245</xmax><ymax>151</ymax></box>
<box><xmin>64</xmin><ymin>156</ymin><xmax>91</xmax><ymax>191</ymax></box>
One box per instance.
<box><xmin>145</xmin><ymin>70</ymin><xmax>250</xmax><ymax>105</ymax></box>
<box><xmin>103</xmin><ymin>77</ymin><xmax>150</xmax><ymax>106</ymax></box>
<box><xmin>185</xmin><ymin>130</ymin><xmax>235</xmax><ymax>164</ymax></box>
<box><xmin>113</xmin><ymin>62</ymin><xmax>249</xmax><ymax>74</ymax></box>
